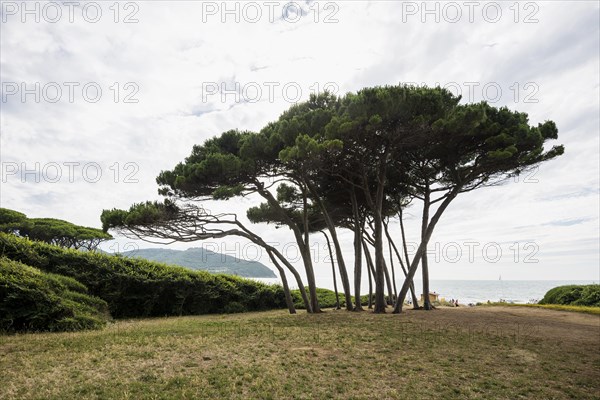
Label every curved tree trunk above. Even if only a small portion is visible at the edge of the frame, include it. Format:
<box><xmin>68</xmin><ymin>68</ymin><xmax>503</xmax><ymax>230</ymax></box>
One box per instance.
<box><xmin>322</xmin><ymin>231</ymin><xmax>340</xmax><ymax>310</ymax></box>
<box><xmin>301</xmin><ymin>185</ymin><xmax>320</xmax><ymax>313</ymax></box>
<box><xmin>359</xmin><ymin>156</ymin><xmax>388</xmax><ymax>313</ymax></box>
<box><xmin>398</xmin><ymin>208</ymin><xmax>420</xmax><ymax>309</ymax></box>
<box><xmin>387</xmin><ymin>237</ymin><xmax>398</xmax><ymax>299</ymax></box>
<box><xmin>266</xmin><ymin>249</ymin><xmax>296</xmax><ymax>314</ymax></box>
<box><xmin>384</xmin><ymin>220</ymin><xmax>419</xmax><ymax>308</ymax></box>
<box><xmin>382</xmin><ymin>258</ymin><xmax>394</xmax><ymax>306</ymax></box>
<box><xmin>307</xmin><ymin>181</ymin><xmax>353</xmax><ymax>311</ymax></box>
<box><xmin>234</xmin><ymin>221</ymin><xmax>312</xmax><ymax>313</ymax></box>
<box><xmin>302</xmin><ymin>245</ymin><xmax>320</xmax><ymax>313</ymax></box>
<box><xmin>394</xmin><ymin>187</ymin><xmax>461</xmax><ymax>313</ymax></box>
<box><xmin>365</xmin><ymin>231</ymin><xmax>394</xmax><ymax>307</ymax></box>
<box><xmin>256</xmin><ymin>180</ymin><xmax>320</xmax><ymax>313</ymax></box>
<box><xmin>362</xmin><ymin>238</ymin><xmax>377</xmax><ymax>310</ymax></box>
<box><xmin>264</xmin><ymin>246</ymin><xmax>311</xmax><ymax>313</ymax></box>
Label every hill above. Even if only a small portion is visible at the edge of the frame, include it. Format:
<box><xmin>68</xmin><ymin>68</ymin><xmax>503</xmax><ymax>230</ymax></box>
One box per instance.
<box><xmin>117</xmin><ymin>247</ymin><xmax>277</xmax><ymax>278</ymax></box>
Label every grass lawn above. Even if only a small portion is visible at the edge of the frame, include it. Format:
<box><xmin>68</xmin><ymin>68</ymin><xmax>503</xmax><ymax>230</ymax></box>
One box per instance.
<box><xmin>1</xmin><ymin>306</ymin><xmax>599</xmax><ymax>399</ymax></box>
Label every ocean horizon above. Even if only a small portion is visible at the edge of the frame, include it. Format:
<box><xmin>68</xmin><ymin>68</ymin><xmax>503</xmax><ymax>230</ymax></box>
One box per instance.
<box><xmin>250</xmin><ymin>278</ymin><xmax>599</xmax><ymax>305</ymax></box>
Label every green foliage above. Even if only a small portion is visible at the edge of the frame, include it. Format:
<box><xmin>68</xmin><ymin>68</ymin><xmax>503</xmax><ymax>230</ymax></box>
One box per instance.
<box><xmin>0</xmin><ymin>257</ymin><xmax>109</xmax><ymax>332</ymax></box>
<box><xmin>0</xmin><ymin>208</ymin><xmax>30</xmax><ymax>234</ymax></box>
<box><xmin>539</xmin><ymin>285</ymin><xmax>600</xmax><ymax>307</ymax></box>
<box><xmin>101</xmin><ymin>200</ymin><xmax>179</xmax><ymax>232</ymax></box>
<box><xmin>222</xmin><ymin>301</ymin><xmax>247</xmax><ymax>314</ymax></box>
<box><xmin>0</xmin><ymin>233</ymin><xmax>287</xmax><ymax>318</ymax></box>
<box><xmin>212</xmin><ymin>184</ymin><xmax>245</xmax><ymax>200</ymax></box>
<box><xmin>290</xmin><ymin>288</ymin><xmax>370</xmax><ymax>309</ymax></box>
<box><xmin>156</xmin><ymin>129</ymin><xmax>255</xmax><ymax>198</ymax></box>
<box><xmin>246</xmin><ymin>203</ymin><xmax>290</xmax><ymax>226</ymax></box>
<box><xmin>0</xmin><ymin>208</ymin><xmax>112</xmax><ymax>250</ymax></box>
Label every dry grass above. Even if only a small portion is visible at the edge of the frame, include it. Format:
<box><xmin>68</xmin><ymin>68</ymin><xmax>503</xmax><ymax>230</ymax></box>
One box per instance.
<box><xmin>483</xmin><ymin>302</ymin><xmax>600</xmax><ymax>315</ymax></box>
<box><xmin>1</xmin><ymin>306</ymin><xmax>599</xmax><ymax>399</ymax></box>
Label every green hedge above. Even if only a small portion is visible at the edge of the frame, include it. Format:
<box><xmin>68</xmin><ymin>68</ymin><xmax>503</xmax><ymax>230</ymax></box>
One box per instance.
<box><xmin>0</xmin><ymin>257</ymin><xmax>109</xmax><ymax>332</ymax></box>
<box><xmin>290</xmin><ymin>288</ymin><xmax>373</xmax><ymax>309</ymax></box>
<box><xmin>539</xmin><ymin>285</ymin><xmax>600</xmax><ymax>307</ymax></box>
<box><xmin>0</xmin><ymin>233</ymin><xmax>287</xmax><ymax>318</ymax></box>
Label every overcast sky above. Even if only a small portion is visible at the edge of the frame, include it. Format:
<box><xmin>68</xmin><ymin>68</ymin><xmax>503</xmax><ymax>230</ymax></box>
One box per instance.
<box><xmin>1</xmin><ymin>1</ymin><xmax>598</xmax><ymax>285</ymax></box>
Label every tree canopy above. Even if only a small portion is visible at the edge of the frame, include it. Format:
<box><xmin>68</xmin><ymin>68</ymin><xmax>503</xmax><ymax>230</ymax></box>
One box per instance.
<box><xmin>0</xmin><ymin>208</ymin><xmax>112</xmax><ymax>251</ymax></box>
<box><xmin>102</xmin><ymin>84</ymin><xmax>564</xmax><ymax>314</ymax></box>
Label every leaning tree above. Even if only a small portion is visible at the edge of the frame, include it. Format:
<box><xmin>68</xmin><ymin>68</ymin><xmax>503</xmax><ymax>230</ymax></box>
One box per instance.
<box><xmin>393</xmin><ymin>102</ymin><xmax>564</xmax><ymax>312</ymax></box>
<box><xmin>101</xmin><ymin>200</ymin><xmax>309</xmax><ymax>313</ymax></box>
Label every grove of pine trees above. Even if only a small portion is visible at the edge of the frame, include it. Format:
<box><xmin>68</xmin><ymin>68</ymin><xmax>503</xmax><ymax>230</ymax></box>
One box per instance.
<box><xmin>101</xmin><ymin>85</ymin><xmax>564</xmax><ymax>314</ymax></box>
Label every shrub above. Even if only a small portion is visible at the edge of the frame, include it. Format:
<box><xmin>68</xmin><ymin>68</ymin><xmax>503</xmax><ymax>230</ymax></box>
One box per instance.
<box><xmin>223</xmin><ymin>301</ymin><xmax>247</xmax><ymax>314</ymax></box>
<box><xmin>0</xmin><ymin>257</ymin><xmax>109</xmax><ymax>332</ymax></box>
<box><xmin>0</xmin><ymin>233</ymin><xmax>287</xmax><ymax>318</ymax></box>
<box><xmin>290</xmin><ymin>288</ymin><xmax>372</xmax><ymax>309</ymax></box>
<box><xmin>539</xmin><ymin>285</ymin><xmax>600</xmax><ymax>307</ymax></box>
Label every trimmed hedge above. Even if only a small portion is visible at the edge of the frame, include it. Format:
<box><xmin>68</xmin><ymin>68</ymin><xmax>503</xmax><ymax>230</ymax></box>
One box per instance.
<box><xmin>0</xmin><ymin>257</ymin><xmax>109</xmax><ymax>332</ymax></box>
<box><xmin>539</xmin><ymin>285</ymin><xmax>600</xmax><ymax>307</ymax></box>
<box><xmin>291</xmin><ymin>287</ymin><xmax>372</xmax><ymax>309</ymax></box>
<box><xmin>0</xmin><ymin>233</ymin><xmax>287</xmax><ymax>318</ymax></box>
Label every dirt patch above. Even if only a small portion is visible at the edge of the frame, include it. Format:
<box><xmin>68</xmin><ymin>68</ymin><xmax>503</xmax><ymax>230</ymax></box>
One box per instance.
<box><xmin>400</xmin><ymin>306</ymin><xmax>600</xmax><ymax>345</ymax></box>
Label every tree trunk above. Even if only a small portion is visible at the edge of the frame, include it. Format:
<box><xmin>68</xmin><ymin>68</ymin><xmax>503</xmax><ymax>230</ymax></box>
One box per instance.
<box><xmin>393</xmin><ymin>187</ymin><xmax>461</xmax><ymax>313</ymax></box>
<box><xmin>266</xmin><ymin>249</ymin><xmax>296</xmax><ymax>314</ymax></box>
<box><xmin>303</xmin><ymin>245</ymin><xmax>320</xmax><ymax>313</ymax></box>
<box><xmin>322</xmin><ymin>231</ymin><xmax>340</xmax><ymax>310</ymax></box>
<box><xmin>256</xmin><ymin>180</ymin><xmax>320</xmax><ymax>313</ymax></box>
<box><xmin>382</xmin><ymin>258</ymin><xmax>395</xmax><ymax>305</ymax></box>
<box><xmin>307</xmin><ymin>181</ymin><xmax>353</xmax><ymax>311</ymax></box>
<box><xmin>362</xmin><ymin>238</ymin><xmax>377</xmax><ymax>310</ymax></box>
<box><xmin>233</xmin><ymin>224</ymin><xmax>312</xmax><ymax>313</ymax></box>
<box><xmin>266</xmin><ymin>247</ymin><xmax>312</xmax><ymax>313</ymax></box>
<box><xmin>398</xmin><ymin>208</ymin><xmax>420</xmax><ymax>309</ymax></box>
<box><xmin>372</xmin><ymin>160</ymin><xmax>388</xmax><ymax>313</ymax></box>
<box><xmin>387</xmin><ymin>236</ymin><xmax>398</xmax><ymax>299</ymax></box>
<box><xmin>302</xmin><ymin>186</ymin><xmax>321</xmax><ymax>313</ymax></box>
<box><xmin>367</xmin><ymin>251</ymin><xmax>373</xmax><ymax>309</ymax></box>
<box><xmin>351</xmin><ymin>190</ymin><xmax>364</xmax><ymax>311</ymax></box>
<box><xmin>384</xmin><ymin>220</ymin><xmax>419</xmax><ymax>307</ymax></box>
<box><xmin>421</xmin><ymin>181</ymin><xmax>432</xmax><ymax>310</ymax></box>
<box><xmin>365</xmin><ymin>230</ymin><xmax>394</xmax><ymax>306</ymax></box>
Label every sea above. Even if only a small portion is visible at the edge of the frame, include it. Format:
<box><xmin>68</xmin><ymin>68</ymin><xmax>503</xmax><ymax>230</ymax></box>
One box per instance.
<box><xmin>250</xmin><ymin>278</ymin><xmax>598</xmax><ymax>305</ymax></box>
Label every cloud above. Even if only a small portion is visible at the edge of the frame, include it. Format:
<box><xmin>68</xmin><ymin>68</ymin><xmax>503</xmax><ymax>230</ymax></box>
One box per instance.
<box><xmin>542</xmin><ymin>218</ymin><xmax>595</xmax><ymax>227</ymax></box>
<box><xmin>538</xmin><ymin>188</ymin><xmax>600</xmax><ymax>202</ymax></box>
